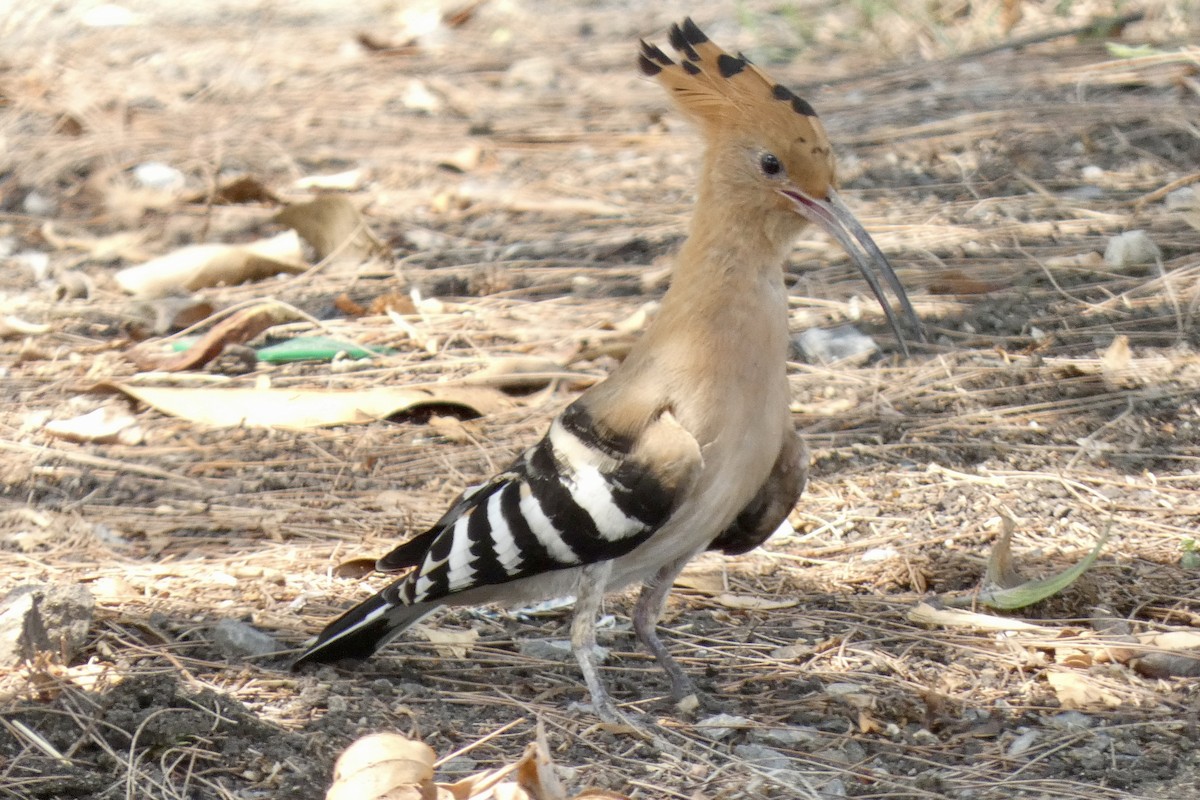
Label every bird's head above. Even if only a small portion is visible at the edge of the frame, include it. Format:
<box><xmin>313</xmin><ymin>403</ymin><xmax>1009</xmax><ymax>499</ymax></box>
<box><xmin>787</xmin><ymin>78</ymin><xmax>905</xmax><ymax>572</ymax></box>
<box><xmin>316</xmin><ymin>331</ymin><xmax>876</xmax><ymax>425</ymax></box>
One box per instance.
<box><xmin>639</xmin><ymin>18</ymin><xmax>925</xmax><ymax>353</ymax></box>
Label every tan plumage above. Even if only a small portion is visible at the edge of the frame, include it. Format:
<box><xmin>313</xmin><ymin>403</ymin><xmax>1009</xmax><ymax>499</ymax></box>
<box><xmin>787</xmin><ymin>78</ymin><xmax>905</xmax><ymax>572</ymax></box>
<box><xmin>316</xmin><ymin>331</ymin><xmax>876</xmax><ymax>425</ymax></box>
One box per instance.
<box><xmin>294</xmin><ymin>17</ymin><xmax>922</xmax><ymax>725</ymax></box>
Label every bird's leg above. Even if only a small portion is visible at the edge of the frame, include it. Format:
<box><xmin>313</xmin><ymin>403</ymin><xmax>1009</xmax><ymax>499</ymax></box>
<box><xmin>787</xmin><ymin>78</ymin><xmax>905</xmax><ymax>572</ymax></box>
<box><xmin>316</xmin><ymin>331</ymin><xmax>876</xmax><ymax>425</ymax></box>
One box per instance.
<box><xmin>571</xmin><ymin>561</ymin><xmax>629</xmax><ymax>724</ymax></box>
<box><xmin>633</xmin><ymin>553</ymin><xmax>703</xmax><ymax>704</ymax></box>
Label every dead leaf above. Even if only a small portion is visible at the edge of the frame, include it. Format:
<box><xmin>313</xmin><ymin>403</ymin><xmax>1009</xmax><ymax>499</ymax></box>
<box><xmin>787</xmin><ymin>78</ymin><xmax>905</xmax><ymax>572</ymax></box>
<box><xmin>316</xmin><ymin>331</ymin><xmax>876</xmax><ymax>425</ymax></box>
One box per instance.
<box><xmin>335</xmin><ymin>293</ymin><xmax>368</xmax><ymax>317</ymax></box>
<box><xmin>97</xmin><ymin>382</ymin><xmax>509</xmax><ymax>430</ymax></box>
<box><xmin>40</xmin><ymin>224</ymin><xmax>150</xmax><ymax>262</ymax></box>
<box><xmin>44</xmin><ymin>405</ymin><xmax>143</xmax><ymax>445</ymax></box>
<box><xmin>186</xmin><ymin>175</ymin><xmax>280</xmax><ymax>205</ymax></box>
<box><xmin>1101</xmin><ymin>335</ymin><xmax>1132</xmax><ymax>388</ymax></box>
<box><xmin>356</xmin><ymin>31</ymin><xmax>421</xmax><ymax>55</ymax></box>
<box><xmin>419</xmin><ymin>626</ymin><xmax>478</xmax><ymax>659</ymax></box>
<box><xmin>1046</xmin><ymin>670</ymin><xmax>1121</xmax><ymax>709</ymax></box>
<box><xmin>128</xmin><ymin>303</ymin><xmax>294</xmax><ymax>372</ymax></box>
<box><xmin>672</xmin><ymin>571</ymin><xmax>725</xmax><ymax>595</ymax></box>
<box><xmin>428</xmin><ymin>415</ymin><xmax>477</xmax><ymax>444</ymax></box>
<box><xmin>275</xmin><ymin>196</ymin><xmax>387</xmax><ymax>262</ymax></box>
<box><xmin>858</xmin><ymin>710</ymin><xmax>884</xmax><ymax>735</ymax></box>
<box><xmin>127</xmin><ymin>295</ymin><xmax>217</xmax><ymax>338</ymax></box>
<box><xmin>114</xmin><ymin>231</ymin><xmax>307</xmax><ymax>297</ymax></box>
<box><xmin>1044</xmin><ymin>252</ymin><xmax>1104</xmax><ymax>268</ymax></box>
<box><xmin>443</xmin><ymin>0</ymin><xmax>486</xmax><ymax>28</ymax></box>
<box><xmin>0</xmin><ymin>316</ymin><xmax>51</xmax><ymax>338</ymax></box>
<box><xmin>369</xmin><ymin>291</ymin><xmax>418</xmax><ymax>316</ymax></box>
<box><xmin>1132</xmin><ymin>631</ymin><xmax>1200</xmax><ymax>678</ymax></box>
<box><xmin>713</xmin><ymin>593</ymin><xmax>798</xmax><ymax>611</ymax></box>
<box><xmin>927</xmin><ymin>270</ymin><xmax>1006</xmax><ymax>295</ymax></box>
<box><xmin>464</xmin><ymin>357</ymin><xmax>575</xmax><ymax>391</ymax></box>
<box><xmin>326</xmin><ymin>732</ymin><xmax>436</xmax><ymax>800</ymax></box>
<box><xmin>334</xmin><ymin>558</ymin><xmax>379</xmax><ymax>579</ymax></box>
<box><xmin>293</xmin><ymin>169</ymin><xmax>370</xmax><ymax>192</ymax></box>
<box><xmin>907</xmin><ymin>602</ymin><xmax>1055</xmax><ymax>633</ymax></box>
<box><xmin>438</xmin><ymin>144</ymin><xmax>484</xmax><ymax>173</ymax></box>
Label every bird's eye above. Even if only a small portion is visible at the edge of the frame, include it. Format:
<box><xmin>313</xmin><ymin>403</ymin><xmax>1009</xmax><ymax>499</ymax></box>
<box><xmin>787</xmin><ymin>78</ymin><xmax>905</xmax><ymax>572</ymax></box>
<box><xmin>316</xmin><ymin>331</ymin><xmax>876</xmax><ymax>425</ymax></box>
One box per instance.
<box><xmin>760</xmin><ymin>153</ymin><xmax>783</xmax><ymax>176</ymax></box>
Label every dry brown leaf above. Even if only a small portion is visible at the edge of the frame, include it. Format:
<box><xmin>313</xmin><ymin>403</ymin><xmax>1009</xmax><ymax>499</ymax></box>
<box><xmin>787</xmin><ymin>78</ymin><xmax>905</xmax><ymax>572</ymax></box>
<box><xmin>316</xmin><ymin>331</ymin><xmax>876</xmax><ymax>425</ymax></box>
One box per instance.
<box><xmin>672</xmin><ymin>571</ymin><xmax>725</xmax><ymax>595</ymax></box>
<box><xmin>275</xmin><ymin>196</ymin><xmax>387</xmax><ymax>262</ymax></box>
<box><xmin>43</xmin><ymin>404</ymin><xmax>143</xmax><ymax>445</ymax></box>
<box><xmin>97</xmin><ymin>382</ymin><xmax>509</xmax><ymax>430</ymax></box>
<box><xmin>907</xmin><ymin>602</ymin><xmax>1054</xmax><ymax>633</ymax></box>
<box><xmin>129</xmin><ymin>303</ymin><xmax>293</xmax><ymax>372</ymax></box>
<box><xmin>713</xmin><ymin>593</ymin><xmax>798</xmax><ymax>611</ymax></box>
<box><xmin>1044</xmin><ymin>252</ymin><xmax>1104</xmax><ymax>268</ymax></box>
<box><xmin>369</xmin><ymin>291</ymin><xmax>418</xmax><ymax>315</ymax></box>
<box><xmin>294</xmin><ymin>169</ymin><xmax>370</xmax><ymax>191</ymax></box>
<box><xmin>927</xmin><ymin>270</ymin><xmax>1006</xmax><ymax>295</ymax></box>
<box><xmin>334</xmin><ymin>558</ymin><xmax>379</xmax><ymax>579</ymax></box>
<box><xmin>1101</xmin><ymin>335</ymin><xmax>1132</xmax><ymax>388</ymax></box>
<box><xmin>327</xmin><ymin>732</ymin><xmax>437</xmax><ymax>800</ymax></box>
<box><xmin>465</xmin><ymin>357</ymin><xmax>573</xmax><ymax>391</ymax></box>
<box><xmin>41</xmin><ymin>224</ymin><xmax>151</xmax><ymax>262</ymax></box>
<box><xmin>438</xmin><ymin>144</ymin><xmax>484</xmax><ymax>173</ymax></box>
<box><xmin>419</xmin><ymin>626</ymin><xmax>478</xmax><ymax>659</ymax></box>
<box><xmin>428</xmin><ymin>415</ymin><xmax>478</xmax><ymax>444</ymax></box>
<box><xmin>569</xmin><ymin>791</ymin><xmax>633</xmax><ymax>799</ymax></box>
<box><xmin>1045</xmin><ymin>670</ymin><xmax>1121</xmax><ymax>709</ymax></box>
<box><xmin>114</xmin><ymin>231</ymin><xmax>307</xmax><ymax>297</ymax></box>
<box><xmin>186</xmin><ymin>175</ymin><xmax>280</xmax><ymax>205</ymax></box>
<box><xmin>0</xmin><ymin>316</ymin><xmax>51</xmax><ymax>338</ymax></box>
<box><xmin>858</xmin><ymin>710</ymin><xmax>884</xmax><ymax>735</ymax></box>
<box><xmin>1131</xmin><ymin>631</ymin><xmax>1200</xmax><ymax>678</ymax></box>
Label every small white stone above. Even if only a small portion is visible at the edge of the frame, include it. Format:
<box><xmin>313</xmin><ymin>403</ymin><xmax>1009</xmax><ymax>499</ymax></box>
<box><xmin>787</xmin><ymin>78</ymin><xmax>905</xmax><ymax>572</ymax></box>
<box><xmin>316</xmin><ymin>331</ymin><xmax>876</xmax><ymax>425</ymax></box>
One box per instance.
<box><xmin>133</xmin><ymin>162</ymin><xmax>185</xmax><ymax>192</ymax></box>
<box><xmin>1104</xmin><ymin>230</ymin><xmax>1161</xmax><ymax>269</ymax></box>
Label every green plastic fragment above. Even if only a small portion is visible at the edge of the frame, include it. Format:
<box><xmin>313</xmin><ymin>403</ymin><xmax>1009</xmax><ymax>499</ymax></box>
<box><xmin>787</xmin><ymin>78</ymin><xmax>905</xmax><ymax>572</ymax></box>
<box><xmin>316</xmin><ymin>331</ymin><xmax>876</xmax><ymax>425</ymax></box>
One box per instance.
<box><xmin>255</xmin><ymin>336</ymin><xmax>393</xmax><ymax>363</ymax></box>
<box><xmin>168</xmin><ymin>335</ymin><xmax>392</xmax><ymax>362</ymax></box>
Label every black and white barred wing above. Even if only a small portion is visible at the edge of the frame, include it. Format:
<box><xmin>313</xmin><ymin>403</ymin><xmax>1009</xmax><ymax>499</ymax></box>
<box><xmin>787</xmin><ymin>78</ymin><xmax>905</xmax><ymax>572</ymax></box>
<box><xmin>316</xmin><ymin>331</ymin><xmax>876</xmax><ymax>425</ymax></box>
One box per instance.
<box><xmin>292</xmin><ymin>403</ymin><xmax>701</xmax><ymax>667</ymax></box>
<box><xmin>389</xmin><ymin>404</ymin><xmax>697</xmax><ymax>606</ymax></box>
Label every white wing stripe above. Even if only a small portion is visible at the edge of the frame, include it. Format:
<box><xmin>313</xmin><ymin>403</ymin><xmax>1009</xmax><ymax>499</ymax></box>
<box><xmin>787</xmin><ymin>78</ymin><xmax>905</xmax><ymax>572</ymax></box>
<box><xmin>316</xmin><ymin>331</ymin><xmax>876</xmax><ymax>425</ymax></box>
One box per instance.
<box><xmin>487</xmin><ymin>489</ymin><xmax>524</xmax><ymax>575</ymax></box>
<box><xmin>519</xmin><ymin>484</ymin><xmax>581</xmax><ymax>564</ymax></box>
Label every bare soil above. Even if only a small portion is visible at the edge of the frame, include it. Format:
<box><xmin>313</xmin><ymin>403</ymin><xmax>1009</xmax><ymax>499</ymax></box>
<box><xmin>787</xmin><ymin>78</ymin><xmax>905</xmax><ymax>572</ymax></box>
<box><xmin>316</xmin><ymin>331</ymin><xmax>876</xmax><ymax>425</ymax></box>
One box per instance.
<box><xmin>2</xmin><ymin>2</ymin><xmax>1200</xmax><ymax>798</ymax></box>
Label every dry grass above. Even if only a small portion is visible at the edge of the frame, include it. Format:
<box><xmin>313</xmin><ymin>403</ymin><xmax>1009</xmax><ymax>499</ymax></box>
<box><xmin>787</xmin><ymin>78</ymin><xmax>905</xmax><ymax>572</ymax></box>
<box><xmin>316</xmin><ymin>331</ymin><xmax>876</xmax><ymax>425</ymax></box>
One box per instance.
<box><xmin>2</xmin><ymin>0</ymin><xmax>1200</xmax><ymax>798</ymax></box>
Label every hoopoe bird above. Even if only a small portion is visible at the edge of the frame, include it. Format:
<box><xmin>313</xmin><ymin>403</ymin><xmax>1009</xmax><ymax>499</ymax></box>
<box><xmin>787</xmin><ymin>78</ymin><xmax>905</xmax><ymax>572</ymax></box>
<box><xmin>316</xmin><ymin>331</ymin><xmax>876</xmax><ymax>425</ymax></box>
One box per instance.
<box><xmin>294</xmin><ymin>18</ymin><xmax>923</xmax><ymax>722</ymax></box>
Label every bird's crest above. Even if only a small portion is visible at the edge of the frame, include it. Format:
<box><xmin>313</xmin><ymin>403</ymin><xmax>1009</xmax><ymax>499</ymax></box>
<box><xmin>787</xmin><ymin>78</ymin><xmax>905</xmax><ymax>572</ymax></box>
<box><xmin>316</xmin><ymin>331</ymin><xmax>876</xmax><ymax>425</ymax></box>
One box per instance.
<box><xmin>638</xmin><ymin>18</ymin><xmax>824</xmax><ymax>142</ymax></box>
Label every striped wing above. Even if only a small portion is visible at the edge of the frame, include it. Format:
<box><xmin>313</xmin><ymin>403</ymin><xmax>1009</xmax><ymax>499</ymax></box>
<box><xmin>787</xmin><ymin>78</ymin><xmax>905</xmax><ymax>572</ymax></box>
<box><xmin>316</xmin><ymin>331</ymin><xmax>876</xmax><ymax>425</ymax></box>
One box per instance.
<box><xmin>383</xmin><ymin>403</ymin><xmax>684</xmax><ymax>606</ymax></box>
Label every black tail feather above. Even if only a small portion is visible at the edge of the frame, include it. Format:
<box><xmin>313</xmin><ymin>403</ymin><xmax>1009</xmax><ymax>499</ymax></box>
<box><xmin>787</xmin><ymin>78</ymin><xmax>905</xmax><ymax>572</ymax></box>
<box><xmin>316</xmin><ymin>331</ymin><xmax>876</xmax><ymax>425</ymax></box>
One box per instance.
<box><xmin>291</xmin><ymin>593</ymin><xmax>435</xmax><ymax>669</ymax></box>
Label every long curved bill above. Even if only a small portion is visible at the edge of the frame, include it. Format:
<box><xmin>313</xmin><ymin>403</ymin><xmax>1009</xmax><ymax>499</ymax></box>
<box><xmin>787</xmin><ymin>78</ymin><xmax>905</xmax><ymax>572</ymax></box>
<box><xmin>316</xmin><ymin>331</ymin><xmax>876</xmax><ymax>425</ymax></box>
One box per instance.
<box><xmin>780</xmin><ymin>187</ymin><xmax>925</xmax><ymax>357</ymax></box>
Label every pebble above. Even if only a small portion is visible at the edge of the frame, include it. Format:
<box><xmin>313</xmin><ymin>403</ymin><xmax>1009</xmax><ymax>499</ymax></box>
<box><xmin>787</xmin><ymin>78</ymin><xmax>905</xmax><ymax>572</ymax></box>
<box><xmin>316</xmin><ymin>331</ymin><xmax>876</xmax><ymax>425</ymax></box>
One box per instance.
<box><xmin>0</xmin><ymin>583</ymin><xmax>95</xmax><ymax>666</ymax></box>
<box><xmin>794</xmin><ymin>325</ymin><xmax>878</xmax><ymax>364</ymax></box>
<box><xmin>212</xmin><ymin>618</ymin><xmax>281</xmax><ymax>659</ymax></box>
<box><xmin>517</xmin><ymin>639</ymin><xmax>608</xmax><ymax>662</ymax></box>
<box><xmin>695</xmin><ymin>713</ymin><xmax>752</xmax><ymax>741</ymax></box>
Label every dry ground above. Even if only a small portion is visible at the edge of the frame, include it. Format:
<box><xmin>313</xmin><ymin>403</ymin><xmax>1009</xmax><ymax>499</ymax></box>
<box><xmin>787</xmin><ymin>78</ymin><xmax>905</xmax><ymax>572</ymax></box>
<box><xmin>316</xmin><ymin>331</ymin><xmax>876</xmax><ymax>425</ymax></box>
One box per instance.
<box><xmin>3</xmin><ymin>1</ymin><xmax>1200</xmax><ymax>798</ymax></box>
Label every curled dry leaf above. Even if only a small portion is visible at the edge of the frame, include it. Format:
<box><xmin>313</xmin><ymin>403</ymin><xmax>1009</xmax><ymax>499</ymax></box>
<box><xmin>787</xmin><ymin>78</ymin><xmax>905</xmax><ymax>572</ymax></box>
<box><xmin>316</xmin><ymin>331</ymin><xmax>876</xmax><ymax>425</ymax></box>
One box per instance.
<box><xmin>1132</xmin><ymin>630</ymin><xmax>1200</xmax><ymax>678</ymax></box>
<box><xmin>907</xmin><ymin>602</ymin><xmax>1055</xmax><ymax>633</ymax></box>
<box><xmin>419</xmin><ymin>626</ymin><xmax>479</xmax><ymax>659</ymax></box>
<box><xmin>326</xmin><ymin>732</ymin><xmax>437</xmax><ymax>800</ymax></box>
<box><xmin>114</xmin><ymin>231</ymin><xmax>307</xmax><ymax>298</ymax></box>
<box><xmin>0</xmin><ymin>316</ymin><xmax>51</xmax><ymax>338</ymax></box>
<box><xmin>97</xmin><ymin>382</ymin><xmax>510</xmax><ymax>430</ymax></box>
<box><xmin>43</xmin><ymin>404</ymin><xmax>143</xmax><ymax>445</ymax></box>
<box><xmin>334</xmin><ymin>558</ymin><xmax>379</xmax><ymax>579</ymax></box>
<box><xmin>293</xmin><ymin>169</ymin><xmax>370</xmax><ymax>192</ymax></box>
<box><xmin>275</xmin><ymin>196</ymin><xmax>387</xmax><ymax>262</ymax></box>
<box><xmin>1046</xmin><ymin>670</ymin><xmax>1121</xmax><ymax>709</ymax></box>
<box><xmin>185</xmin><ymin>175</ymin><xmax>281</xmax><ymax>205</ymax></box>
<box><xmin>713</xmin><ymin>593</ymin><xmax>798</xmax><ymax>611</ymax></box>
<box><xmin>129</xmin><ymin>303</ymin><xmax>294</xmax><ymax>372</ymax></box>
<box><xmin>465</xmin><ymin>357</ymin><xmax>575</xmax><ymax>391</ymax></box>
